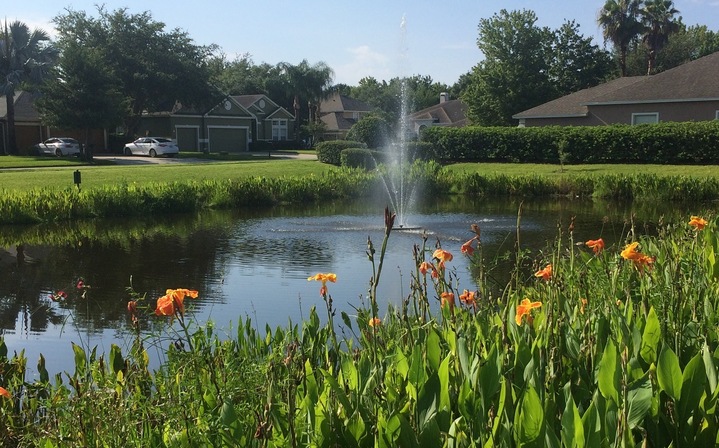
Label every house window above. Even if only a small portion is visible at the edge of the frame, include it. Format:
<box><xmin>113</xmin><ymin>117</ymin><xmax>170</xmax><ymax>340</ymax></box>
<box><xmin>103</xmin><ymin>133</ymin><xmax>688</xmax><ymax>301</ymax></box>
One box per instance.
<box><xmin>352</xmin><ymin>112</ymin><xmax>360</xmax><ymax>121</ymax></box>
<box><xmin>631</xmin><ymin>113</ymin><xmax>659</xmax><ymax>125</ymax></box>
<box><xmin>272</xmin><ymin>119</ymin><xmax>288</xmax><ymax>141</ymax></box>
<box><xmin>715</xmin><ymin>110</ymin><xmax>719</xmax><ymax>120</ymax></box>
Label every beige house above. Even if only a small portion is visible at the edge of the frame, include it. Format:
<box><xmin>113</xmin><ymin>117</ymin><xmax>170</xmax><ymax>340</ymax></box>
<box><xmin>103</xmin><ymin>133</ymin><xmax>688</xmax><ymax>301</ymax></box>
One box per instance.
<box><xmin>408</xmin><ymin>93</ymin><xmax>468</xmax><ymax>136</ymax></box>
<box><xmin>319</xmin><ymin>92</ymin><xmax>374</xmax><ymax>140</ymax></box>
<box><xmin>513</xmin><ymin>51</ymin><xmax>719</xmax><ymax>127</ymax></box>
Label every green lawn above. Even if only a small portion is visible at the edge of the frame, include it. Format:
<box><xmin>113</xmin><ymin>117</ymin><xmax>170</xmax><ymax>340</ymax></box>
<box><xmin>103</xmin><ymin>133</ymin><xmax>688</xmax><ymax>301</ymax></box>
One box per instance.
<box><xmin>444</xmin><ymin>162</ymin><xmax>719</xmax><ymax>178</ymax></box>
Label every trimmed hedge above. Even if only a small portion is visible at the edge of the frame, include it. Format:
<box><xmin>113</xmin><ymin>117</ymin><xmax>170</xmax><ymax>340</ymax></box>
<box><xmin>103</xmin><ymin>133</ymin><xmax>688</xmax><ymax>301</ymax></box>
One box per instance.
<box><xmin>316</xmin><ymin>140</ymin><xmax>366</xmax><ymax>165</ymax></box>
<box><xmin>421</xmin><ymin>121</ymin><xmax>719</xmax><ymax>164</ymax></box>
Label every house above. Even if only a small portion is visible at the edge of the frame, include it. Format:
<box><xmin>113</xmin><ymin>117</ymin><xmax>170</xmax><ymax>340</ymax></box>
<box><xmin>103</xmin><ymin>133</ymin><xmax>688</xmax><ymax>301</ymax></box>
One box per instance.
<box><xmin>138</xmin><ymin>94</ymin><xmax>295</xmax><ymax>152</ymax></box>
<box><xmin>513</xmin><ymin>51</ymin><xmax>719</xmax><ymax>127</ymax></box>
<box><xmin>318</xmin><ymin>93</ymin><xmax>374</xmax><ymax>140</ymax></box>
<box><xmin>0</xmin><ymin>91</ymin><xmax>106</xmax><ymax>154</ymax></box>
<box><xmin>408</xmin><ymin>93</ymin><xmax>468</xmax><ymax>136</ymax></box>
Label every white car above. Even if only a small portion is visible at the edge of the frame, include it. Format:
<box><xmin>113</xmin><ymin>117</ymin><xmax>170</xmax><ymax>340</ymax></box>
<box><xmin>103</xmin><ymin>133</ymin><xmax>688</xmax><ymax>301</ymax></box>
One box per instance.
<box><xmin>34</xmin><ymin>138</ymin><xmax>81</xmax><ymax>157</ymax></box>
<box><xmin>123</xmin><ymin>137</ymin><xmax>179</xmax><ymax>157</ymax></box>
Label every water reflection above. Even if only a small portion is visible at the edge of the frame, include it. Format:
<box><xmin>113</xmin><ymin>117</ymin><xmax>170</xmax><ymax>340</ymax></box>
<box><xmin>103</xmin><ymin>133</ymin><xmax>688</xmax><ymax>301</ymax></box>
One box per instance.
<box><xmin>0</xmin><ymin>197</ymin><xmax>714</xmax><ymax>375</ymax></box>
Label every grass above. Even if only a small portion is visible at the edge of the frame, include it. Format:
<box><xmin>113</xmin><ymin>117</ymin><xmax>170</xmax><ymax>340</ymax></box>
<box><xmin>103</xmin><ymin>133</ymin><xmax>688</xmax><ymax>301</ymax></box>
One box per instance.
<box><xmin>445</xmin><ymin>162</ymin><xmax>719</xmax><ymax>178</ymax></box>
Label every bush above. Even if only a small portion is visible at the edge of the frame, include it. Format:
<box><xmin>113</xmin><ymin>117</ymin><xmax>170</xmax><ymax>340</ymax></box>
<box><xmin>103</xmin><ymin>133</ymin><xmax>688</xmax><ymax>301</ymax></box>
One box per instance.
<box><xmin>316</xmin><ymin>140</ymin><xmax>366</xmax><ymax>165</ymax></box>
<box><xmin>346</xmin><ymin>115</ymin><xmax>391</xmax><ymax>149</ymax></box>
<box><xmin>340</xmin><ymin>148</ymin><xmax>381</xmax><ymax>170</ymax></box>
<box><xmin>422</xmin><ymin>121</ymin><xmax>719</xmax><ymax>164</ymax></box>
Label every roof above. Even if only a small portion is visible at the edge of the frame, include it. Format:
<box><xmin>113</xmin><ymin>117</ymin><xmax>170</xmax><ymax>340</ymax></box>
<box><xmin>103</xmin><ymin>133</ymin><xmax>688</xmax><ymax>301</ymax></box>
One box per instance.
<box><xmin>232</xmin><ymin>94</ymin><xmax>266</xmax><ymax>109</ymax></box>
<box><xmin>514</xmin><ymin>51</ymin><xmax>719</xmax><ymax>119</ymax></box>
<box><xmin>409</xmin><ymin>99</ymin><xmax>468</xmax><ymax>127</ymax></box>
<box><xmin>0</xmin><ymin>91</ymin><xmax>40</xmax><ymax>121</ymax></box>
<box><xmin>319</xmin><ymin>112</ymin><xmax>357</xmax><ymax>132</ymax></box>
<box><xmin>320</xmin><ymin>92</ymin><xmax>373</xmax><ymax>114</ymax></box>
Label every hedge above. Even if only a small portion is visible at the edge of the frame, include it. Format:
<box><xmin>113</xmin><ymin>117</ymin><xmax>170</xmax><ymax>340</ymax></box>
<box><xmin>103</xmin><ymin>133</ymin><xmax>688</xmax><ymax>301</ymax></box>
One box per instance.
<box><xmin>421</xmin><ymin>121</ymin><xmax>719</xmax><ymax>164</ymax></box>
<box><xmin>315</xmin><ymin>140</ymin><xmax>366</xmax><ymax>165</ymax></box>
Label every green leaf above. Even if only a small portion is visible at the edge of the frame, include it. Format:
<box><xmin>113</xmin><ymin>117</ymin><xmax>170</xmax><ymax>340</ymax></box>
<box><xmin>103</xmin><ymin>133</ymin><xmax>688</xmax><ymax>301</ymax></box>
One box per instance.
<box><xmin>425</xmin><ymin>329</ymin><xmax>441</xmax><ymax>372</ymax></box>
<box><xmin>597</xmin><ymin>339</ymin><xmax>619</xmax><ymax>403</ymax></box>
<box><xmin>703</xmin><ymin>343</ymin><xmax>717</xmax><ymax>394</ymax></box>
<box><xmin>457</xmin><ymin>336</ymin><xmax>470</xmax><ymax>379</ymax></box>
<box><xmin>109</xmin><ymin>344</ymin><xmax>125</xmax><ymax>374</ymax></box>
<box><xmin>679</xmin><ymin>353</ymin><xmax>706</xmax><ymax>423</ymax></box>
<box><xmin>561</xmin><ymin>392</ymin><xmax>585</xmax><ymax>448</ymax></box>
<box><xmin>657</xmin><ymin>345</ymin><xmax>682</xmax><ymax>401</ymax></box>
<box><xmin>72</xmin><ymin>342</ymin><xmax>87</xmax><ymax>376</ymax></box>
<box><xmin>640</xmin><ymin>307</ymin><xmax>661</xmax><ymax>365</ymax></box>
<box><xmin>626</xmin><ymin>373</ymin><xmax>652</xmax><ymax>429</ymax></box>
<box><xmin>37</xmin><ymin>354</ymin><xmax>49</xmax><ymax>384</ymax></box>
<box><xmin>516</xmin><ymin>385</ymin><xmax>544</xmax><ymax>444</ymax></box>
<box><xmin>341</xmin><ymin>311</ymin><xmax>352</xmax><ymax>330</ymax></box>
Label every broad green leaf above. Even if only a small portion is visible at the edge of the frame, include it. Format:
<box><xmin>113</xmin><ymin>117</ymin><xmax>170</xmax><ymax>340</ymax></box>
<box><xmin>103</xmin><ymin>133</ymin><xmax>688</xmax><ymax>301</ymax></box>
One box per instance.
<box><xmin>109</xmin><ymin>344</ymin><xmax>125</xmax><ymax>375</ymax></box>
<box><xmin>626</xmin><ymin>373</ymin><xmax>652</xmax><ymax>429</ymax></box>
<box><xmin>425</xmin><ymin>329</ymin><xmax>441</xmax><ymax>372</ymax></box>
<box><xmin>72</xmin><ymin>342</ymin><xmax>87</xmax><ymax>376</ymax></box>
<box><xmin>516</xmin><ymin>385</ymin><xmax>544</xmax><ymax>444</ymax></box>
<box><xmin>657</xmin><ymin>345</ymin><xmax>682</xmax><ymax>401</ymax></box>
<box><xmin>479</xmin><ymin>346</ymin><xmax>501</xmax><ymax>415</ymax></box>
<box><xmin>640</xmin><ymin>307</ymin><xmax>661</xmax><ymax>365</ymax></box>
<box><xmin>342</xmin><ymin>357</ymin><xmax>359</xmax><ymax>391</ymax></box>
<box><xmin>679</xmin><ymin>353</ymin><xmax>706</xmax><ymax>423</ymax></box>
<box><xmin>703</xmin><ymin>343</ymin><xmax>717</xmax><ymax>394</ymax></box>
<box><xmin>341</xmin><ymin>311</ymin><xmax>352</xmax><ymax>330</ymax></box>
<box><xmin>37</xmin><ymin>354</ymin><xmax>49</xmax><ymax>384</ymax></box>
<box><xmin>598</xmin><ymin>339</ymin><xmax>619</xmax><ymax>403</ymax></box>
<box><xmin>457</xmin><ymin>336</ymin><xmax>470</xmax><ymax>379</ymax></box>
<box><xmin>561</xmin><ymin>392</ymin><xmax>585</xmax><ymax>448</ymax></box>
<box><xmin>581</xmin><ymin>400</ymin><xmax>601</xmax><ymax>447</ymax></box>
<box><xmin>220</xmin><ymin>401</ymin><xmax>238</xmax><ymax>427</ymax></box>
<box><xmin>438</xmin><ymin>354</ymin><xmax>451</xmax><ymax>412</ymax></box>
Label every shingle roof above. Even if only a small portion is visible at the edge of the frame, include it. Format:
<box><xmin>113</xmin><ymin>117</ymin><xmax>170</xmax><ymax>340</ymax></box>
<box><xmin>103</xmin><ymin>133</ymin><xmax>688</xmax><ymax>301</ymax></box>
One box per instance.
<box><xmin>514</xmin><ymin>51</ymin><xmax>719</xmax><ymax>119</ymax></box>
<box><xmin>320</xmin><ymin>92</ymin><xmax>373</xmax><ymax>113</ymax></box>
<box><xmin>0</xmin><ymin>91</ymin><xmax>40</xmax><ymax>121</ymax></box>
<box><xmin>232</xmin><ymin>94</ymin><xmax>266</xmax><ymax>109</ymax></box>
<box><xmin>409</xmin><ymin>99</ymin><xmax>468</xmax><ymax>126</ymax></box>
<box><xmin>320</xmin><ymin>112</ymin><xmax>356</xmax><ymax>131</ymax></box>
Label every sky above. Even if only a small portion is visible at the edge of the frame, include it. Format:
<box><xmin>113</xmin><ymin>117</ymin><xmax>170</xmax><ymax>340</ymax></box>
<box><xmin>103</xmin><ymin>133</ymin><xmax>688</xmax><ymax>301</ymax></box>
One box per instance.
<box><xmin>5</xmin><ymin>0</ymin><xmax>719</xmax><ymax>87</ymax></box>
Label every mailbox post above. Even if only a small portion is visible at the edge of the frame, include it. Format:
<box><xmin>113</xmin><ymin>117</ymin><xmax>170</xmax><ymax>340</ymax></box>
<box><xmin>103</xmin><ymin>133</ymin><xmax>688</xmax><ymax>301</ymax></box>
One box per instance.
<box><xmin>73</xmin><ymin>170</ymin><xmax>81</xmax><ymax>191</ymax></box>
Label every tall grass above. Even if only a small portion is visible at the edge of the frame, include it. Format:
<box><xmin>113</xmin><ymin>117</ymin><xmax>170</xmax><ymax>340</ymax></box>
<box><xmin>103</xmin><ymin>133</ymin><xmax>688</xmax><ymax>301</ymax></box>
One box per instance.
<box><xmin>1</xmin><ymin>210</ymin><xmax>719</xmax><ymax>446</ymax></box>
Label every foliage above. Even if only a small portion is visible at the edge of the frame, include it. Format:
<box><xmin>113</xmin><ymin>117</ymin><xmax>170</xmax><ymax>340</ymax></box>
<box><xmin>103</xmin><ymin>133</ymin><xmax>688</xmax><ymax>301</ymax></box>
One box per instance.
<box><xmin>640</xmin><ymin>0</ymin><xmax>681</xmax><ymax>74</ymax></box>
<box><xmin>550</xmin><ymin>21</ymin><xmax>616</xmax><ymax>92</ymax></box>
<box><xmin>598</xmin><ymin>0</ymin><xmax>644</xmax><ymax>76</ymax></box>
<box><xmin>0</xmin><ymin>20</ymin><xmax>58</xmax><ymax>155</ymax></box>
<box><xmin>346</xmin><ymin>114</ymin><xmax>391</xmax><ymax>149</ymax></box>
<box><xmin>340</xmin><ymin>148</ymin><xmax>378</xmax><ymax>170</ymax></box>
<box><xmin>276</xmin><ymin>59</ymin><xmax>334</xmax><ymax>132</ymax></box>
<box><xmin>2</xmin><ymin>211</ymin><xmax>719</xmax><ymax>446</ymax></box>
<box><xmin>422</xmin><ymin>121</ymin><xmax>719</xmax><ymax>165</ymax></box>
<box><xmin>315</xmin><ymin>140</ymin><xmax>366</xmax><ymax>166</ymax></box>
<box><xmin>52</xmin><ymin>6</ymin><xmax>221</xmax><ymax>138</ymax></box>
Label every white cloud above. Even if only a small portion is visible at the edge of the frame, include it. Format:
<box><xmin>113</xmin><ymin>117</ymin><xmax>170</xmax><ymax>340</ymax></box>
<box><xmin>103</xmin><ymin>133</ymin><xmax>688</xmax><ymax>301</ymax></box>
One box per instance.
<box><xmin>333</xmin><ymin>45</ymin><xmax>393</xmax><ymax>85</ymax></box>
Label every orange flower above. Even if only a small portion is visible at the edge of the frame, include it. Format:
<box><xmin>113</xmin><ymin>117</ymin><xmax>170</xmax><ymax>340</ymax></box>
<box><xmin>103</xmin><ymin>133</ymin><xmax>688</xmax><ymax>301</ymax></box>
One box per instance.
<box><xmin>579</xmin><ymin>297</ymin><xmax>588</xmax><ymax>315</ymax></box>
<box><xmin>433</xmin><ymin>249</ymin><xmax>453</xmax><ymax>264</ymax></box>
<box><xmin>154</xmin><ymin>288</ymin><xmax>199</xmax><ymax>317</ymax></box>
<box><xmin>460</xmin><ymin>239</ymin><xmax>475</xmax><ymax>256</ymax></box>
<box><xmin>534</xmin><ymin>264</ymin><xmax>552</xmax><ymax>281</ymax></box>
<box><xmin>621</xmin><ymin>242</ymin><xmax>654</xmax><ymax>272</ymax></box>
<box><xmin>515</xmin><ymin>298</ymin><xmax>541</xmax><ymax>325</ymax></box>
<box><xmin>585</xmin><ymin>238</ymin><xmax>605</xmax><ymax>254</ymax></box>
<box><xmin>459</xmin><ymin>289</ymin><xmax>476</xmax><ymax>306</ymax></box>
<box><xmin>307</xmin><ymin>273</ymin><xmax>337</xmax><ymax>296</ymax></box>
<box><xmin>0</xmin><ymin>387</ymin><xmax>10</xmax><ymax>399</ymax></box>
<box><xmin>127</xmin><ymin>300</ymin><xmax>137</xmax><ymax>314</ymax></box>
<box><xmin>689</xmin><ymin>216</ymin><xmax>708</xmax><ymax>231</ymax></box>
<box><xmin>369</xmin><ymin>317</ymin><xmax>381</xmax><ymax>328</ymax></box>
<box><xmin>418</xmin><ymin>261</ymin><xmax>432</xmax><ymax>275</ymax></box>
<box><xmin>440</xmin><ymin>292</ymin><xmax>455</xmax><ymax>310</ymax></box>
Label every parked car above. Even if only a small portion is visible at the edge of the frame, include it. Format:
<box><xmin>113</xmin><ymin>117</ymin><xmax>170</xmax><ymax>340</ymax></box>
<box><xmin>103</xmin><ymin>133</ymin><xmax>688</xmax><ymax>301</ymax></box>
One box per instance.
<box><xmin>34</xmin><ymin>138</ymin><xmax>81</xmax><ymax>157</ymax></box>
<box><xmin>123</xmin><ymin>137</ymin><xmax>179</xmax><ymax>157</ymax></box>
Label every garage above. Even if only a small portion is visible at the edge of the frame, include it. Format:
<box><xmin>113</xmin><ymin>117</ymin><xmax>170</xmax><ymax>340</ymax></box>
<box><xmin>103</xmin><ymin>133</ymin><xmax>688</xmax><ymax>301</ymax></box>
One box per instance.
<box><xmin>208</xmin><ymin>127</ymin><xmax>248</xmax><ymax>152</ymax></box>
<box><xmin>176</xmin><ymin>127</ymin><xmax>199</xmax><ymax>151</ymax></box>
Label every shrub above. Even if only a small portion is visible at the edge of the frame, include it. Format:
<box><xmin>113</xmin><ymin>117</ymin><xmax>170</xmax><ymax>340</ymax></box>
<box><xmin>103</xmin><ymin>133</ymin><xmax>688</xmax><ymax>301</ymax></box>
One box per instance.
<box><xmin>316</xmin><ymin>140</ymin><xmax>366</xmax><ymax>165</ymax></box>
<box><xmin>346</xmin><ymin>115</ymin><xmax>391</xmax><ymax>149</ymax></box>
<box><xmin>340</xmin><ymin>148</ymin><xmax>380</xmax><ymax>170</ymax></box>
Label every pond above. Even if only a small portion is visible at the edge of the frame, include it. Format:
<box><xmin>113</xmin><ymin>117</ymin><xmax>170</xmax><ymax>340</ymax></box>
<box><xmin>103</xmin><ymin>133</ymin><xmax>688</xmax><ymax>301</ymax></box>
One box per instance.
<box><xmin>0</xmin><ymin>196</ymin><xmax>711</xmax><ymax>376</ymax></box>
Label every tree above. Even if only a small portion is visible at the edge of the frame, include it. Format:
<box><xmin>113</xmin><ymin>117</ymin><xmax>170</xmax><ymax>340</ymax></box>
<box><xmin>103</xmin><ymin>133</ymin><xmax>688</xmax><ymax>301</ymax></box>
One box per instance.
<box><xmin>463</xmin><ymin>9</ymin><xmax>554</xmax><ymax>126</ymax></box>
<box><xmin>36</xmin><ymin>41</ymin><xmax>127</xmax><ymax>160</ymax></box>
<box><xmin>0</xmin><ymin>20</ymin><xmax>57</xmax><ymax>155</ymax></box>
<box><xmin>277</xmin><ymin>59</ymin><xmax>334</xmax><ymax>139</ymax></box>
<box><xmin>550</xmin><ymin>20</ymin><xmax>615</xmax><ymax>94</ymax></box>
<box><xmin>346</xmin><ymin>113</ymin><xmax>391</xmax><ymax>149</ymax></box>
<box><xmin>53</xmin><ymin>6</ymin><xmax>221</xmax><ymax>139</ymax></box>
<box><xmin>641</xmin><ymin>0</ymin><xmax>680</xmax><ymax>74</ymax></box>
<box><xmin>598</xmin><ymin>0</ymin><xmax>644</xmax><ymax>76</ymax></box>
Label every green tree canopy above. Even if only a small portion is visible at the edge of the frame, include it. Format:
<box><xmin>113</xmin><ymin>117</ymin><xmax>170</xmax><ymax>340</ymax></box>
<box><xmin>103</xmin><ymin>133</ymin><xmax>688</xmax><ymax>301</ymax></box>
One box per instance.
<box><xmin>52</xmin><ymin>6</ymin><xmax>221</xmax><ymax>138</ymax></box>
<box><xmin>346</xmin><ymin>113</ymin><xmax>391</xmax><ymax>149</ymax></box>
<box><xmin>0</xmin><ymin>20</ymin><xmax>57</xmax><ymax>154</ymax></box>
<box><xmin>550</xmin><ymin>20</ymin><xmax>615</xmax><ymax>93</ymax></box>
<box><xmin>641</xmin><ymin>0</ymin><xmax>681</xmax><ymax>74</ymax></box>
<box><xmin>598</xmin><ymin>0</ymin><xmax>644</xmax><ymax>76</ymax></box>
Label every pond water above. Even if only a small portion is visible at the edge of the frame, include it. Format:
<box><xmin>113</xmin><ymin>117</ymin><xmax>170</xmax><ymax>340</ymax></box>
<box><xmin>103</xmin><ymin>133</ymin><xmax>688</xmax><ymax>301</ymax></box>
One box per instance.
<box><xmin>0</xmin><ymin>196</ymin><xmax>712</xmax><ymax>376</ymax></box>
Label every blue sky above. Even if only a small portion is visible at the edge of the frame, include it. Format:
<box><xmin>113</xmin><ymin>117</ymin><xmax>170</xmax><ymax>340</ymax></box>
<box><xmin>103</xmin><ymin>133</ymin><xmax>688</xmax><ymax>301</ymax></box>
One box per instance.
<box><xmin>5</xmin><ymin>1</ymin><xmax>719</xmax><ymax>86</ymax></box>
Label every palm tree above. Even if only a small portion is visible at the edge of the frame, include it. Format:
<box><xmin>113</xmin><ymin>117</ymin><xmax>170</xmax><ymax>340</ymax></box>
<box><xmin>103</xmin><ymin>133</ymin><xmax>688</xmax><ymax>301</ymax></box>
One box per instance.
<box><xmin>277</xmin><ymin>60</ymin><xmax>334</xmax><ymax>140</ymax></box>
<box><xmin>641</xmin><ymin>0</ymin><xmax>680</xmax><ymax>74</ymax></box>
<box><xmin>598</xmin><ymin>0</ymin><xmax>644</xmax><ymax>76</ymax></box>
<box><xmin>0</xmin><ymin>20</ymin><xmax>57</xmax><ymax>155</ymax></box>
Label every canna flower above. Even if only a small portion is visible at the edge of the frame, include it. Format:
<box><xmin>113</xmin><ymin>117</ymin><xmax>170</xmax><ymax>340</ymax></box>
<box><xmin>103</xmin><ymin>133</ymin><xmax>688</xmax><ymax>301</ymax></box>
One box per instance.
<box><xmin>154</xmin><ymin>288</ymin><xmax>199</xmax><ymax>317</ymax></box>
<box><xmin>621</xmin><ymin>242</ymin><xmax>654</xmax><ymax>272</ymax></box>
<box><xmin>50</xmin><ymin>290</ymin><xmax>68</xmax><ymax>302</ymax></box>
<box><xmin>459</xmin><ymin>289</ymin><xmax>476</xmax><ymax>307</ymax></box>
<box><xmin>515</xmin><ymin>298</ymin><xmax>542</xmax><ymax>325</ymax></box>
<box><xmin>534</xmin><ymin>264</ymin><xmax>552</xmax><ymax>281</ymax></box>
<box><xmin>460</xmin><ymin>238</ymin><xmax>476</xmax><ymax>256</ymax></box>
<box><xmin>689</xmin><ymin>216</ymin><xmax>708</xmax><ymax>231</ymax></box>
<box><xmin>579</xmin><ymin>297</ymin><xmax>588</xmax><ymax>315</ymax></box>
<box><xmin>418</xmin><ymin>261</ymin><xmax>439</xmax><ymax>279</ymax></box>
<box><xmin>433</xmin><ymin>248</ymin><xmax>453</xmax><ymax>265</ymax></box>
<box><xmin>585</xmin><ymin>238</ymin><xmax>605</xmax><ymax>254</ymax></box>
<box><xmin>127</xmin><ymin>300</ymin><xmax>137</xmax><ymax>314</ymax></box>
<box><xmin>369</xmin><ymin>317</ymin><xmax>381</xmax><ymax>328</ymax></box>
<box><xmin>0</xmin><ymin>387</ymin><xmax>10</xmax><ymax>399</ymax></box>
<box><xmin>307</xmin><ymin>273</ymin><xmax>337</xmax><ymax>296</ymax></box>
<box><xmin>440</xmin><ymin>292</ymin><xmax>455</xmax><ymax>310</ymax></box>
